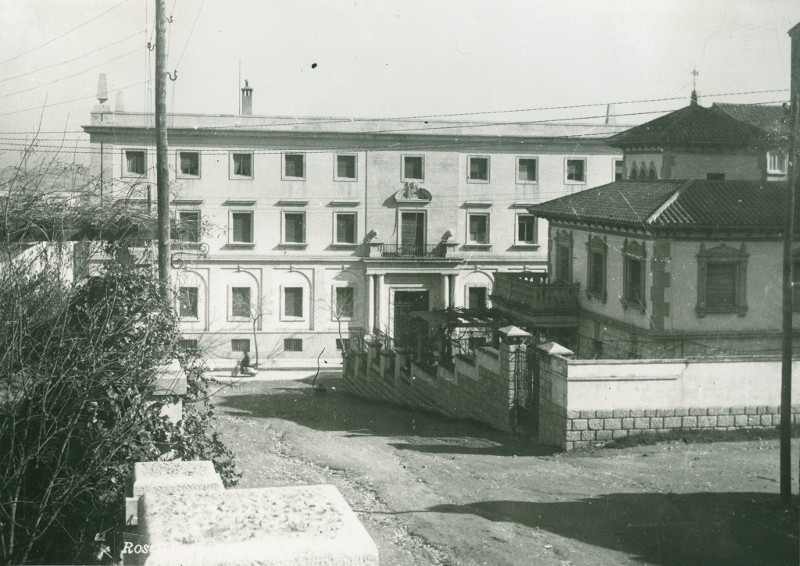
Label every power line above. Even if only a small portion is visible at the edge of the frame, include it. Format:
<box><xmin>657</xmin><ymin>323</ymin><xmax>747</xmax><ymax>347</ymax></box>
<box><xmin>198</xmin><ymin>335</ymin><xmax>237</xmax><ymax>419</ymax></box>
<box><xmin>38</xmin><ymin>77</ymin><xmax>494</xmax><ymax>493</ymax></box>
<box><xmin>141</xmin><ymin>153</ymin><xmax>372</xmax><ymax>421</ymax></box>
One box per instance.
<box><xmin>0</xmin><ymin>80</ymin><xmax>148</xmax><ymax>117</ymax></box>
<box><xmin>0</xmin><ymin>30</ymin><xmax>144</xmax><ymax>86</ymax></box>
<box><xmin>175</xmin><ymin>0</ymin><xmax>205</xmax><ymax>69</ymax></box>
<box><xmin>0</xmin><ymin>47</ymin><xmax>145</xmax><ymax>101</ymax></box>
<box><xmin>0</xmin><ymin>0</ymin><xmax>135</xmax><ymax>66</ymax></box>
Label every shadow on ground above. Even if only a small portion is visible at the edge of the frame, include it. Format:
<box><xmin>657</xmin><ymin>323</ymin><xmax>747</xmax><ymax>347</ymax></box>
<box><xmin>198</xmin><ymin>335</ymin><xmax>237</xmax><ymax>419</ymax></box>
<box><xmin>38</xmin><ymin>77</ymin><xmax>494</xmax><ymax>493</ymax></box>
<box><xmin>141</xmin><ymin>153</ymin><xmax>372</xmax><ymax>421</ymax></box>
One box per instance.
<box><xmin>424</xmin><ymin>492</ymin><xmax>799</xmax><ymax>565</ymax></box>
<box><xmin>213</xmin><ymin>374</ymin><xmax>554</xmax><ymax>457</ymax></box>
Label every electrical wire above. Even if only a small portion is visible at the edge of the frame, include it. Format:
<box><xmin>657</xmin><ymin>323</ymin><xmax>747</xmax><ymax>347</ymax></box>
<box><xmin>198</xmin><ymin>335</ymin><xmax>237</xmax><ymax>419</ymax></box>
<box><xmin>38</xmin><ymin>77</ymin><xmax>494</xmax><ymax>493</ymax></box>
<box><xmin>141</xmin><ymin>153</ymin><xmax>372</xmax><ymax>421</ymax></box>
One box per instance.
<box><xmin>0</xmin><ymin>30</ymin><xmax>144</xmax><ymax>86</ymax></box>
<box><xmin>0</xmin><ymin>47</ymin><xmax>145</xmax><ymax>100</ymax></box>
<box><xmin>0</xmin><ymin>0</ymin><xmax>135</xmax><ymax>66</ymax></box>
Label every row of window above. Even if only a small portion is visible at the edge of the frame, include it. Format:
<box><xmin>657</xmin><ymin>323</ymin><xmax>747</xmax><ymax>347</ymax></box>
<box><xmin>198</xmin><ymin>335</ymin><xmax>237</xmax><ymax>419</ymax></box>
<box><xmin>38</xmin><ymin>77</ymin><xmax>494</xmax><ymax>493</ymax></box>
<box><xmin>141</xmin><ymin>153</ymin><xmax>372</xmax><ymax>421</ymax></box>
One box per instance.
<box><xmin>178</xmin><ymin>285</ymin><xmax>355</xmax><ymax>321</ymax></box>
<box><xmin>176</xmin><ymin>209</ymin><xmax>539</xmax><ymax>247</ymax></box>
<box><xmin>557</xmin><ymin>233</ymin><xmax>751</xmax><ymax>315</ymax></box>
<box><xmin>124</xmin><ymin>149</ymin><xmax>591</xmax><ymax>184</ymax></box>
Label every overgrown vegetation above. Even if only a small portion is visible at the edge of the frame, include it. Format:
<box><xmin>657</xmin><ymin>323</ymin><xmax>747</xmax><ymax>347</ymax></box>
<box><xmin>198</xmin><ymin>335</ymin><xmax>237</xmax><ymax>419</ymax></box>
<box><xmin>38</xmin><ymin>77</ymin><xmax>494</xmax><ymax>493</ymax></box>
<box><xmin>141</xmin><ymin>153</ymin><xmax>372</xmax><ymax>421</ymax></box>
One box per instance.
<box><xmin>0</xmin><ymin>158</ymin><xmax>237</xmax><ymax>565</ymax></box>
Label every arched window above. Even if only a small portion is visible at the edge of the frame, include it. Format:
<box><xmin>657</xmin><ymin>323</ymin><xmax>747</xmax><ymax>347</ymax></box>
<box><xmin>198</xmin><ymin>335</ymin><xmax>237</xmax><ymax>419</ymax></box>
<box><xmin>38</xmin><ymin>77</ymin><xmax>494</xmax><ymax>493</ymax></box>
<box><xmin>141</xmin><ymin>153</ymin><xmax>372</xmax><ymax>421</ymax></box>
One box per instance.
<box><xmin>630</xmin><ymin>164</ymin><xmax>638</xmax><ymax>179</ymax></box>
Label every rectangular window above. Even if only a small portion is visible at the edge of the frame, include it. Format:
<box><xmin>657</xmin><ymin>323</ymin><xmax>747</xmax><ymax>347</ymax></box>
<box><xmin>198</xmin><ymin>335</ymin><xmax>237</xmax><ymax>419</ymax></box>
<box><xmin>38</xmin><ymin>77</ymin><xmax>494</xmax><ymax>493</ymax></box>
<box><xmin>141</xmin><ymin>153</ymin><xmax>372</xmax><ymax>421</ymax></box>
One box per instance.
<box><xmin>516</xmin><ymin>215</ymin><xmax>536</xmax><ymax>244</ymax></box>
<box><xmin>623</xmin><ymin>257</ymin><xmax>645</xmax><ymax>307</ymax></box>
<box><xmin>403</xmin><ymin>155</ymin><xmax>424</xmax><ymax>181</ymax></box>
<box><xmin>179</xmin><ymin>151</ymin><xmax>200</xmax><ymax>177</ymax></box>
<box><xmin>336</xmin><ymin>154</ymin><xmax>357</xmax><ymax>180</ymax></box>
<box><xmin>231</xmin><ymin>212</ymin><xmax>253</xmax><ymax>243</ymax></box>
<box><xmin>336</xmin><ymin>338</ymin><xmax>350</xmax><ymax>351</ymax></box>
<box><xmin>178</xmin><ymin>287</ymin><xmax>198</xmax><ymax>318</ymax></box>
<box><xmin>178</xmin><ymin>211</ymin><xmax>201</xmax><ymax>243</ymax></box>
<box><xmin>614</xmin><ymin>159</ymin><xmax>624</xmax><ymax>181</ymax></box>
<box><xmin>335</xmin><ymin>287</ymin><xmax>355</xmax><ymax>318</ymax></box>
<box><xmin>767</xmin><ymin>151</ymin><xmax>788</xmax><ymax>174</ymax></box>
<box><xmin>706</xmin><ymin>173</ymin><xmax>725</xmax><ymax>180</ymax></box>
<box><xmin>284</xmin><ymin>287</ymin><xmax>303</xmax><ymax>318</ymax></box>
<box><xmin>284</xmin><ymin>338</ymin><xmax>303</xmax><ymax>352</ymax></box>
<box><xmin>556</xmin><ymin>244</ymin><xmax>571</xmax><ymax>283</ymax></box>
<box><xmin>335</xmin><ymin>212</ymin><xmax>357</xmax><ymax>244</ymax></box>
<box><xmin>588</xmin><ymin>251</ymin><xmax>605</xmax><ymax>294</ymax></box>
<box><xmin>468</xmin><ymin>287</ymin><xmax>487</xmax><ymax>310</ymax></box>
<box><xmin>468</xmin><ymin>213</ymin><xmax>489</xmax><ymax>244</ymax></box>
<box><xmin>400</xmin><ymin>211</ymin><xmax>426</xmax><ymax>256</ymax></box>
<box><xmin>696</xmin><ymin>244</ymin><xmax>748</xmax><ymax>316</ymax></box>
<box><xmin>231</xmin><ymin>339</ymin><xmax>250</xmax><ymax>353</ymax></box>
<box><xmin>284</xmin><ymin>212</ymin><xmax>306</xmax><ymax>243</ymax></box>
<box><xmin>468</xmin><ymin>156</ymin><xmax>490</xmax><ymax>182</ymax></box>
<box><xmin>231</xmin><ymin>287</ymin><xmax>251</xmax><ymax>318</ymax></box>
<box><xmin>125</xmin><ymin>150</ymin><xmax>146</xmax><ymax>175</ymax></box>
<box><xmin>232</xmin><ymin>153</ymin><xmax>253</xmax><ymax>178</ymax></box>
<box><xmin>284</xmin><ymin>153</ymin><xmax>305</xmax><ymax>179</ymax></box>
<box><xmin>705</xmin><ymin>263</ymin><xmax>737</xmax><ymax>308</ymax></box>
<box><xmin>179</xmin><ymin>338</ymin><xmax>198</xmax><ymax>351</ymax></box>
<box><xmin>565</xmin><ymin>158</ymin><xmax>586</xmax><ymax>182</ymax></box>
<box><xmin>517</xmin><ymin>157</ymin><xmax>538</xmax><ymax>183</ymax></box>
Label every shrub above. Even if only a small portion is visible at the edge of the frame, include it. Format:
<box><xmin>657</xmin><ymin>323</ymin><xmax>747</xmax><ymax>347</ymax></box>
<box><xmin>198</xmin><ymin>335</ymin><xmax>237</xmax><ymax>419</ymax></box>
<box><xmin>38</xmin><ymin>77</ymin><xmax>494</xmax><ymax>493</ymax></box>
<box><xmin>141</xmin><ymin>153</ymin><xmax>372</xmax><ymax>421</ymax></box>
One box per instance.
<box><xmin>0</xmin><ymin>248</ymin><xmax>237</xmax><ymax>565</ymax></box>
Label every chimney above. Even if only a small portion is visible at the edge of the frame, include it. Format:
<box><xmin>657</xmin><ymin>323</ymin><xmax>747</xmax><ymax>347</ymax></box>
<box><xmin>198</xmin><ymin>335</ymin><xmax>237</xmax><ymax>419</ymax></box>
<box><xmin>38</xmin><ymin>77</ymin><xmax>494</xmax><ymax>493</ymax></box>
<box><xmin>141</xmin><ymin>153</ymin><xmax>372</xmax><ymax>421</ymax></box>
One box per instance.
<box><xmin>115</xmin><ymin>91</ymin><xmax>125</xmax><ymax>112</ymax></box>
<box><xmin>92</xmin><ymin>73</ymin><xmax>112</xmax><ymax>123</ymax></box>
<box><xmin>96</xmin><ymin>73</ymin><xmax>108</xmax><ymax>104</ymax></box>
<box><xmin>241</xmin><ymin>79</ymin><xmax>253</xmax><ymax>115</ymax></box>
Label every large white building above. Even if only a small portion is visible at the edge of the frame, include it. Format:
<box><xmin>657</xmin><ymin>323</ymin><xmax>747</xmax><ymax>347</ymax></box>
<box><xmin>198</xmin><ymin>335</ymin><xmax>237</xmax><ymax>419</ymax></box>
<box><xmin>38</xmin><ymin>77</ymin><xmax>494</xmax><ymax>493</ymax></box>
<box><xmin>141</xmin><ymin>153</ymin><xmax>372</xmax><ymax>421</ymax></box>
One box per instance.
<box><xmin>83</xmin><ymin>82</ymin><xmax>625</xmax><ymax>365</ymax></box>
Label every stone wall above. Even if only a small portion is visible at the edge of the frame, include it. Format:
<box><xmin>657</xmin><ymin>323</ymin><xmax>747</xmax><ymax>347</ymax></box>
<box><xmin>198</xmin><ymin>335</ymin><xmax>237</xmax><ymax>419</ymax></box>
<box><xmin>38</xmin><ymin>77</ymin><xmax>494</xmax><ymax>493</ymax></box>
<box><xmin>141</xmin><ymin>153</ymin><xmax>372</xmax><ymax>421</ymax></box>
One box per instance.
<box><xmin>565</xmin><ymin>406</ymin><xmax>797</xmax><ymax>450</ymax></box>
<box><xmin>536</xmin><ymin>346</ymin><xmax>800</xmax><ymax>450</ymax></box>
<box><xmin>342</xmin><ymin>328</ymin><xmax>524</xmax><ymax>433</ymax></box>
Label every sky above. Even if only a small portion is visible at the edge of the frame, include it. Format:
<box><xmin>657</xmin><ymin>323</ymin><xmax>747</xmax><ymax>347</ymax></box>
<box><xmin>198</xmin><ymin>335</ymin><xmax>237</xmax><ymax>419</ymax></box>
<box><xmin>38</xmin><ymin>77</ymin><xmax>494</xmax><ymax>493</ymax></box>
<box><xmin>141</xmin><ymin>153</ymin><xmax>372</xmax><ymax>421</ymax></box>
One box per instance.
<box><xmin>1</xmin><ymin>0</ymin><xmax>799</xmax><ymax>166</ymax></box>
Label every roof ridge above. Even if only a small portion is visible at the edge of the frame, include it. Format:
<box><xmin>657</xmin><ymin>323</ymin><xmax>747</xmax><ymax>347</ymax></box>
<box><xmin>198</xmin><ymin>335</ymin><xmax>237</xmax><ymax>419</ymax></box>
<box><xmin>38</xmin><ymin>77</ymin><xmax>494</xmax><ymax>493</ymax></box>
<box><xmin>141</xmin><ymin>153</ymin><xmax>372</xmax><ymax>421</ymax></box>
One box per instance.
<box><xmin>645</xmin><ymin>181</ymin><xmax>688</xmax><ymax>224</ymax></box>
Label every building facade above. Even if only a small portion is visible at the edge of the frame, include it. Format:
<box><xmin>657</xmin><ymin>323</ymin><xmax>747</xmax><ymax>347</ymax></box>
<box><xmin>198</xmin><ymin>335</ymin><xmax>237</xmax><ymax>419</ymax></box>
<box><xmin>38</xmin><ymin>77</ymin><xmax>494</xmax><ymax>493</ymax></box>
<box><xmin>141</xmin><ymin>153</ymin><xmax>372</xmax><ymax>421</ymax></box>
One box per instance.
<box><xmin>83</xmin><ymin>84</ymin><xmax>624</xmax><ymax>364</ymax></box>
<box><xmin>492</xmin><ymin>179</ymin><xmax>798</xmax><ymax>358</ymax></box>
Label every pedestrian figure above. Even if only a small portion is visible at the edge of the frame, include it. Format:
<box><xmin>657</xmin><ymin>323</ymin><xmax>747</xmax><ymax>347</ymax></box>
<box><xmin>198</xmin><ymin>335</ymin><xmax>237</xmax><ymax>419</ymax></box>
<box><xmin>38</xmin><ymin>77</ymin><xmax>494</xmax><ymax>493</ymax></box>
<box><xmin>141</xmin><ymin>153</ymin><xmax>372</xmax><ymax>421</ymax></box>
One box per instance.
<box><xmin>240</xmin><ymin>352</ymin><xmax>253</xmax><ymax>376</ymax></box>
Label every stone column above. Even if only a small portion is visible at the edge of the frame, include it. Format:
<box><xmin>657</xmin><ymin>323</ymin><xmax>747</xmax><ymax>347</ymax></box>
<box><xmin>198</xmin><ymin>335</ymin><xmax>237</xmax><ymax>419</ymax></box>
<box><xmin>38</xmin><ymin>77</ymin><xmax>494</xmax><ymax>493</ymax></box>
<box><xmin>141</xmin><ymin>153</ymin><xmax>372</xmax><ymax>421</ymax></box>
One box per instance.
<box><xmin>442</xmin><ymin>274</ymin><xmax>451</xmax><ymax>309</ymax></box>
<box><xmin>367</xmin><ymin>275</ymin><xmax>375</xmax><ymax>333</ymax></box>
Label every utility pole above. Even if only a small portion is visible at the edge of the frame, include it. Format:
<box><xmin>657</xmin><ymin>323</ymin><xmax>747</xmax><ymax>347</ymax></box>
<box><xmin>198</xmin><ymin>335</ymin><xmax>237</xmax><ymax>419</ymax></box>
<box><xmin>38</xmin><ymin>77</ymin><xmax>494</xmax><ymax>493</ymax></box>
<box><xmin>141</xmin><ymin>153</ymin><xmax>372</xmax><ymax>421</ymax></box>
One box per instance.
<box><xmin>781</xmin><ymin>22</ymin><xmax>800</xmax><ymax>508</ymax></box>
<box><xmin>155</xmin><ymin>0</ymin><xmax>171</xmax><ymax>297</ymax></box>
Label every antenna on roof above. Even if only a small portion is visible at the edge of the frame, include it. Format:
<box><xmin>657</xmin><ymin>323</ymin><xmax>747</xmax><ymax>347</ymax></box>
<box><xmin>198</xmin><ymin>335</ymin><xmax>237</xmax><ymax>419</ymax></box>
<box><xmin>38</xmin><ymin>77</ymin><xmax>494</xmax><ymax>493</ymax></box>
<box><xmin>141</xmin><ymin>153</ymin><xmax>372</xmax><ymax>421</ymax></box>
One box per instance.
<box><xmin>691</xmin><ymin>66</ymin><xmax>699</xmax><ymax>106</ymax></box>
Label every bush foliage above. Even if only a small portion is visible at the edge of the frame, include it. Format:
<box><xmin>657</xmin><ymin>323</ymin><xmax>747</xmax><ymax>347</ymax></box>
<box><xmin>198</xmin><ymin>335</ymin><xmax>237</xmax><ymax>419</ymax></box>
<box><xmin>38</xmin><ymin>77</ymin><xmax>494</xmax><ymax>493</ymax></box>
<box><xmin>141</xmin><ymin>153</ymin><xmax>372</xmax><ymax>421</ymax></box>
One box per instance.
<box><xmin>0</xmin><ymin>247</ymin><xmax>238</xmax><ymax>565</ymax></box>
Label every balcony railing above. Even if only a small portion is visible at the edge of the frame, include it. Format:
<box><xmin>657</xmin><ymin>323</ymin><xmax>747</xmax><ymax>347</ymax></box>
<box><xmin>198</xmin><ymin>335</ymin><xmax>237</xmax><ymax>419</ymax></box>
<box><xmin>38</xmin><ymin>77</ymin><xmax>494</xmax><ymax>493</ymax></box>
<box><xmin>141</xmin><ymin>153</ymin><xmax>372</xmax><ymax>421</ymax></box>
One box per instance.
<box><xmin>492</xmin><ymin>272</ymin><xmax>579</xmax><ymax>314</ymax></box>
<box><xmin>379</xmin><ymin>243</ymin><xmax>446</xmax><ymax>258</ymax></box>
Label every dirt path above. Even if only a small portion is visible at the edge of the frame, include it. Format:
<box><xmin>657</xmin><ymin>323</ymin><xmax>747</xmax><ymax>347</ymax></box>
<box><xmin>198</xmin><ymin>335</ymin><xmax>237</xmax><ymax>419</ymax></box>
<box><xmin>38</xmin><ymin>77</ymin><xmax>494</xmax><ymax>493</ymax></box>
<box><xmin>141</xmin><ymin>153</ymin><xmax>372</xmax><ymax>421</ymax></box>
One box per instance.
<box><xmin>211</xmin><ymin>373</ymin><xmax>799</xmax><ymax>565</ymax></box>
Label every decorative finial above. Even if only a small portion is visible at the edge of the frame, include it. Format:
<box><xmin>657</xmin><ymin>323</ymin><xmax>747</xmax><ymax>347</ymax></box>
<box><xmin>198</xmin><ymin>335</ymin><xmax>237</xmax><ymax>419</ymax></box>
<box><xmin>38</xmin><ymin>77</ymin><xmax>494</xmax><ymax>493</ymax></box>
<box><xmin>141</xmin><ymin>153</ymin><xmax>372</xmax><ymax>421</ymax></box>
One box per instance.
<box><xmin>690</xmin><ymin>67</ymin><xmax>699</xmax><ymax>106</ymax></box>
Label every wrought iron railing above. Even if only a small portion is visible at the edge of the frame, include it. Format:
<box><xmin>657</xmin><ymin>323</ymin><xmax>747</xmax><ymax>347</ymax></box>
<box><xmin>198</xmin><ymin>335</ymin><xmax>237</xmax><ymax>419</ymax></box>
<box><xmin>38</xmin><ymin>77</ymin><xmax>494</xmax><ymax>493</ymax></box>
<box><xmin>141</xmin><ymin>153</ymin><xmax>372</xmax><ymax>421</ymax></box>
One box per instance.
<box><xmin>379</xmin><ymin>243</ymin><xmax>446</xmax><ymax>258</ymax></box>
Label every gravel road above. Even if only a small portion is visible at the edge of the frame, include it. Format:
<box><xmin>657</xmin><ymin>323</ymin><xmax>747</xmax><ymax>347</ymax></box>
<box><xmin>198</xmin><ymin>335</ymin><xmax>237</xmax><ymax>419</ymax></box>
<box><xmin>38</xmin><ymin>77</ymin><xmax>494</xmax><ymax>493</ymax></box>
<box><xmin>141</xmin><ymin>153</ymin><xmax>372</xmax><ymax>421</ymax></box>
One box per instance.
<box><xmin>211</xmin><ymin>372</ymin><xmax>799</xmax><ymax>566</ymax></box>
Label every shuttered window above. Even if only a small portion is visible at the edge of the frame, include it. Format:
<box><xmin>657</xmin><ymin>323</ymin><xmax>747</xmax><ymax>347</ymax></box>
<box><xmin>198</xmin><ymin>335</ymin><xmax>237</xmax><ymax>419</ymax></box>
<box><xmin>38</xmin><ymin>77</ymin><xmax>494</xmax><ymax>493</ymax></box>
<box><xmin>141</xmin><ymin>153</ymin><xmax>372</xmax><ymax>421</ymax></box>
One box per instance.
<box><xmin>231</xmin><ymin>287</ymin><xmax>251</xmax><ymax>318</ymax></box>
<box><xmin>706</xmin><ymin>263</ymin><xmax>737</xmax><ymax>307</ymax></box>
<box><xmin>284</xmin><ymin>287</ymin><xmax>303</xmax><ymax>318</ymax></box>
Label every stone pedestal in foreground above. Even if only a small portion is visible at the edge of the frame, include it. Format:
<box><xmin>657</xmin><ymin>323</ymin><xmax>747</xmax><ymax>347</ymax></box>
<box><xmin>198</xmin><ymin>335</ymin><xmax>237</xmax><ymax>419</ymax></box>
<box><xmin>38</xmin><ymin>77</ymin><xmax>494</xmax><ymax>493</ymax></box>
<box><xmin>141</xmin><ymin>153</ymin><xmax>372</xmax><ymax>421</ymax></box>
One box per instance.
<box><xmin>138</xmin><ymin>484</ymin><xmax>379</xmax><ymax>565</ymax></box>
<box><xmin>126</xmin><ymin>461</ymin><xmax>223</xmax><ymax>526</ymax></box>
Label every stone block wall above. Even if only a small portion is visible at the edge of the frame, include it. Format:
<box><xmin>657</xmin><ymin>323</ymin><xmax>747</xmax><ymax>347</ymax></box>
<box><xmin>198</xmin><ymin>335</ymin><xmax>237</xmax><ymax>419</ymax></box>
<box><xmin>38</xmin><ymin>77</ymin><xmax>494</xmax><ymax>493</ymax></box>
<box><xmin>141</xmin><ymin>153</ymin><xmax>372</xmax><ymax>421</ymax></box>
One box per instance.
<box><xmin>564</xmin><ymin>406</ymin><xmax>800</xmax><ymax>450</ymax></box>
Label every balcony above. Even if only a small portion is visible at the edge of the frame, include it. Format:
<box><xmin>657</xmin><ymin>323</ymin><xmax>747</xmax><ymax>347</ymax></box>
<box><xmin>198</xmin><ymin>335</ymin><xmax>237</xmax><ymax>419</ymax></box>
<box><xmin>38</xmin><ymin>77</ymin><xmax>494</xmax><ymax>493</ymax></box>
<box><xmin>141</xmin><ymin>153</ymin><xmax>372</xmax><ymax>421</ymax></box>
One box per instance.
<box><xmin>491</xmin><ymin>272</ymin><xmax>579</xmax><ymax>326</ymax></box>
<box><xmin>378</xmin><ymin>243</ymin><xmax>447</xmax><ymax>258</ymax></box>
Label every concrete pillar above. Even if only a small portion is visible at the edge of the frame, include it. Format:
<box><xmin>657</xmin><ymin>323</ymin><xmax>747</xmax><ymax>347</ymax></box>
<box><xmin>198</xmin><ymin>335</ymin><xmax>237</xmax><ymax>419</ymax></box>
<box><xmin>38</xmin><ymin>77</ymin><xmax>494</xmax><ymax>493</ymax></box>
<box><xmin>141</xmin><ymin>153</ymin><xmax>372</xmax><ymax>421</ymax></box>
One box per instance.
<box><xmin>375</xmin><ymin>274</ymin><xmax>385</xmax><ymax>333</ymax></box>
<box><xmin>498</xmin><ymin>326</ymin><xmax>531</xmax><ymax>430</ymax></box>
<box><xmin>367</xmin><ymin>275</ymin><xmax>375</xmax><ymax>333</ymax></box>
<box><xmin>442</xmin><ymin>274</ymin><xmax>450</xmax><ymax>309</ymax></box>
